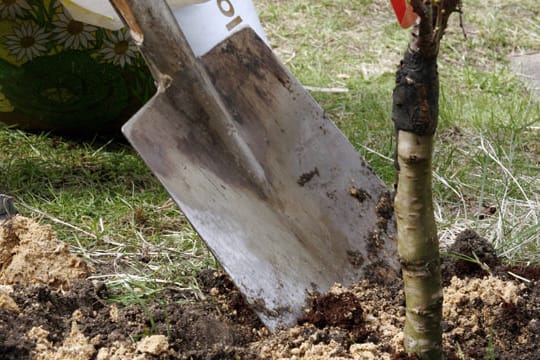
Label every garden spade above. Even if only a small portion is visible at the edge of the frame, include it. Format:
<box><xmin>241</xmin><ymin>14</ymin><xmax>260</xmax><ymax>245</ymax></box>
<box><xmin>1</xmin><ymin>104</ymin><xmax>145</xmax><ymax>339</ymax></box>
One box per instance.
<box><xmin>111</xmin><ymin>0</ymin><xmax>399</xmax><ymax>331</ymax></box>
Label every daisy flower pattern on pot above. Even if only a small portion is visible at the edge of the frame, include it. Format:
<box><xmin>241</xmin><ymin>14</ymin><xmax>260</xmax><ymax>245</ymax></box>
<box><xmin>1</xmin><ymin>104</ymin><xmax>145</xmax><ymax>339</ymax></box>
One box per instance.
<box><xmin>0</xmin><ymin>0</ymin><xmax>154</xmax><ymax>132</ymax></box>
<box><xmin>99</xmin><ymin>30</ymin><xmax>137</xmax><ymax>67</ymax></box>
<box><xmin>52</xmin><ymin>8</ymin><xmax>97</xmax><ymax>49</ymax></box>
<box><xmin>0</xmin><ymin>0</ymin><xmax>31</xmax><ymax>20</ymax></box>
<box><xmin>4</xmin><ymin>23</ymin><xmax>49</xmax><ymax>61</ymax></box>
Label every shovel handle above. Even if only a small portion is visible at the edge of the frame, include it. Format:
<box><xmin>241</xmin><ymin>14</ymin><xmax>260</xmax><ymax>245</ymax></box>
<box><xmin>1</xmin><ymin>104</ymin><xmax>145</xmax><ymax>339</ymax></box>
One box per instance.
<box><xmin>110</xmin><ymin>0</ymin><xmax>197</xmax><ymax>78</ymax></box>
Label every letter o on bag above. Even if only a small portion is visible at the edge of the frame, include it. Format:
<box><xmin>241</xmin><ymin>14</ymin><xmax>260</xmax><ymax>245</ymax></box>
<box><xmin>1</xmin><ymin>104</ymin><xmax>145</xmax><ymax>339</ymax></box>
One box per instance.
<box><xmin>217</xmin><ymin>0</ymin><xmax>235</xmax><ymax>17</ymax></box>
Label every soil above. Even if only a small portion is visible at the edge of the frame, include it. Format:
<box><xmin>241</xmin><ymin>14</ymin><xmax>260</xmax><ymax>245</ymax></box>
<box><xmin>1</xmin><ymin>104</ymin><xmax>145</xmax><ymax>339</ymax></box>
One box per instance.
<box><xmin>0</xmin><ymin>216</ymin><xmax>91</xmax><ymax>290</ymax></box>
<box><xmin>297</xmin><ymin>168</ymin><xmax>320</xmax><ymax>186</ymax></box>
<box><xmin>1</xmin><ymin>216</ymin><xmax>539</xmax><ymax>359</ymax></box>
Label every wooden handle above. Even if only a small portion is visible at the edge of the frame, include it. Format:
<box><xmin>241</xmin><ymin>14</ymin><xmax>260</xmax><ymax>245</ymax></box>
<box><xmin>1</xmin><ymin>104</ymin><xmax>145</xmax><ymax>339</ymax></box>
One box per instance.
<box><xmin>109</xmin><ymin>0</ymin><xmax>143</xmax><ymax>41</ymax></box>
<box><xmin>108</xmin><ymin>0</ymin><xmax>198</xmax><ymax>77</ymax></box>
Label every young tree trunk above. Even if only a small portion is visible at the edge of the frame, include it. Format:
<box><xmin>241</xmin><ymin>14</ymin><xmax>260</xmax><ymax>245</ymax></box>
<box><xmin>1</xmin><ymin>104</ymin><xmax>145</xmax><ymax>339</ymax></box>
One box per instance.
<box><xmin>392</xmin><ymin>1</ymin><xmax>461</xmax><ymax>358</ymax></box>
<box><xmin>394</xmin><ymin>52</ymin><xmax>442</xmax><ymax>360</ymax></box>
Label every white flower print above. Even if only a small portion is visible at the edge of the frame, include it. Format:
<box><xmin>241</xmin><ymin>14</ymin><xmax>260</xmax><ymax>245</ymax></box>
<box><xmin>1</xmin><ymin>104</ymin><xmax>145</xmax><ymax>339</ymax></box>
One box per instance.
<box><xmin>4</xmin><ymin>23</ymin><xmax>49</xmax><ymax>61</ymax></box>
<box><xmin>0</xmin><ymin>0</ymin><xmax>32</xmax><ymax>20</ymax></box>
<box><xmin>52</xmin><ymin>9</ymin><xmax>97</xmax><ymax>49</ymax></box>
<box><xmin>99</xmin><ymin>30</ymin><xmax>137</xmax><ymax>67</ymax></box>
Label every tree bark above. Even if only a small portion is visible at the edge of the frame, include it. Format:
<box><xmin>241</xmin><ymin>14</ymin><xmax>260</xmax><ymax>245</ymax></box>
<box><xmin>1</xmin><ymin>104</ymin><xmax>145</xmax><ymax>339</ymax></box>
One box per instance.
<box><xmin>392</xmin><ymin>1</ymin><xmax>461</xmax><ymax>358</ymax></box>
<box><xmin>394</xmin><ymin>131</ymin><xmax>442</xmax><ymax>358</ymax></box>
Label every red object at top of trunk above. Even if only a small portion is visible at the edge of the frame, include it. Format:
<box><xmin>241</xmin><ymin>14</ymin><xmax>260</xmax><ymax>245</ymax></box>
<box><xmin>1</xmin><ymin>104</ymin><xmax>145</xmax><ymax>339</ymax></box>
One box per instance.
<box><xmin>391</xmin><ymin>0</ymin><xmax>418</xmax><ymax>28</ymax></box>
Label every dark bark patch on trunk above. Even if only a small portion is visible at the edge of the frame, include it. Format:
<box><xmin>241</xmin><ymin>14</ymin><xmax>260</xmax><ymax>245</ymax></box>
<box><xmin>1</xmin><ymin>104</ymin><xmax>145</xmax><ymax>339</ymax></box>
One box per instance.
<box><xmin>392</xmin><ymin>51</ymin><xmax>439</xmax><ymax>136</ymax></box>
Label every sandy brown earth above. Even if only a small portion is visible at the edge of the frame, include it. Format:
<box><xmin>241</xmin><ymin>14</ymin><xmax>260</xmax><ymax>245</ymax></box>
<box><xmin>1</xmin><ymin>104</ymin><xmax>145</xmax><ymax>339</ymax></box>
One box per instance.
<box><xmin>0</xmin><ymin>216</ymin><xmax>91</xmax><ymax>290</ymax></box>
<box><xmin>0</xmin><ymin>216</ymin><xmax>539</xmax><ymax>359</ymax></box>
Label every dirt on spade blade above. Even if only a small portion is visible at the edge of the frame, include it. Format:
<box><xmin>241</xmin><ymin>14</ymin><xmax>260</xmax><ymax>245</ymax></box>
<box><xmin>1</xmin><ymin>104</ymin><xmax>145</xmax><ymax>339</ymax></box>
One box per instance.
<box><xmin>0</xmin><ymin>216</ymin><xmax>539</xmax><ymax>359</ymax></box>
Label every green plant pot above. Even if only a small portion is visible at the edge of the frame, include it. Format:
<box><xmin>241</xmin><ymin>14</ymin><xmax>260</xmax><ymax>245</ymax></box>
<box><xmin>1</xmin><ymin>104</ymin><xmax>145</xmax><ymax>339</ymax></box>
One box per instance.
<box><xmin>0</xmin><ymin>0</ymin><xmax>154</xmax><ymax>134</ymax></box>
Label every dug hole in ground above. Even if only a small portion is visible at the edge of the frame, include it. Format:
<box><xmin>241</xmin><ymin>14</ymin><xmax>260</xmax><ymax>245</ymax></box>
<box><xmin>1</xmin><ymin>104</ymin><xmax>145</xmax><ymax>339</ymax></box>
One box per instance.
<box><xmin>0</xmin><ymin>215</ymin><xmax>539</xmax><ymax>359</ymax></box>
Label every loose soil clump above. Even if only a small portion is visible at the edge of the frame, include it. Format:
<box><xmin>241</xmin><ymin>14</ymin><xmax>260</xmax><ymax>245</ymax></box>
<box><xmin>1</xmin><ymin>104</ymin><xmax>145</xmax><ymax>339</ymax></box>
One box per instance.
<box><xmin>1</xmin><ymin>218</ymin><xmax>539</xmax><ymax>359</ymax></box>
<box><xmin>299</xmin><ymin>290</ymin><xmax>367</xmax><ymax>341</ymax></box>
<box><xmin>441</xmin><ymin>229</ymin><xmax>501</xmax><ymax>285</ymax></box>
<box><xmin>0</xmin><ymin>215</ymin><xmax>91</xmax><ymax>290</ymax></box>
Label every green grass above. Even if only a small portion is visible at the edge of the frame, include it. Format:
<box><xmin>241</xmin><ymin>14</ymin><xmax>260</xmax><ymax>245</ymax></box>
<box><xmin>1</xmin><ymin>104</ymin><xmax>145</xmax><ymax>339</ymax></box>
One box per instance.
<box><xmin>0</xmin><ymin>128</ymin><xmax>215</xmax><ymax>300</ymax></box>
<box><xmin>0</xmin><ymin>0</ymin><xmax>538</xmax><ymax>306</ymax></box>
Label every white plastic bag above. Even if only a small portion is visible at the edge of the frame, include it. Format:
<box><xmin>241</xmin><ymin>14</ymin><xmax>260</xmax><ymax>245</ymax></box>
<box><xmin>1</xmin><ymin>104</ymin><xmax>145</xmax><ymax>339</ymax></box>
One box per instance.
<box><xmin>173</xmin><ymin>0</ymin><xmax>268</xmax><ymax>56</ymax></box>
<box><xmin>61</xmin><ymin>0</ymin><xmax>268</xmax><ymax>57</ymax></box>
